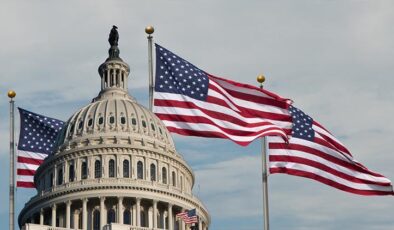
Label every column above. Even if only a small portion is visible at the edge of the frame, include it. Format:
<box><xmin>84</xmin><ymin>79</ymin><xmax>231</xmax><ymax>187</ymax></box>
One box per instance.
<box><xmin>82</xmin><ymin>198</ymin><xmax>88</xmax><ymax>230</ymax></box>
<box><xmin>198</xmin><ymin>217</ymin><xmax>202</xmax><ymax>230</ymax></box>
<box><xmin>168</xmin><ymin>204</ymin><xmax>173</xmax><ymax>230</ymax></box>
<box><xmin>51</xmin><ymin>204</ymin><xmax>56</xmax><ymax>227</ymax></box>
<box><xmin>117</xmin><ymin>197</ymin><xmax>123</xmax><ymax>224</ymax></box>
<box><xmin>136</xmin><ymin>198</ymin><xmax>141</xmax><ymax>227</ymax></box>
<box><xmin>39</xmin><ymin>209</ymin><xmax>44</xmax><ymax>225</ymax></box>
<box><xmin>181</xmin><ymin>209</ymin><xmax>185</xmax><ymax>230</ymax></box>
<box><xmin>153</xmin><ymin>200</ymin><xmax>158</xmax><ymax>229</ymax></box>
<box><xmin>66</xmin><ymin>200</ymin><xmax>71</xmax><ymax>228</ymax></box>
<box><xmin>100</xmin><ymin>197</ymin><xmax>106</xmax><ymax>229</ymax></box>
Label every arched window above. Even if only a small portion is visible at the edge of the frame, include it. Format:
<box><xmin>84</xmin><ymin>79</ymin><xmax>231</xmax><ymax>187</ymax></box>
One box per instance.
<box><xmin>123</xmin><ymin>160</ymin><xmax>130</xmax><ymax>178</ymax></box>
<box><xmin>162</xmin><ymin>167</ymin><xmax>167</xmax><ymax>184</ymax></box>
<box><xmin>81</xmin><ymin>161</ymin><xmax>87</xmax><ymax>179</ymax></box>
<box><xmin>107</xmin><ymin>209</ymin><xmax>116</xmax><ymax>224</ymax></box>
<box><xmin>137</xmin><ymin>161</ymin><xmax>143</xmax><ymax>179</ymax></box>
<box><xmin>123</xmin><ymin>209</ymin><xmax>131</xmax><ymax>225</ymax></box>
<box><xmin>69</xmin><ymin>164</ymin><xmax>75</xmax><ymax>182</ymax></box>
<box><xmin>172</xmin><ymin>171</ymin><xmax>176</xmax><ymax>186</ymax></box>
<box><xmin>150</xmin><ymin>164</ymin><xmax>156</xmax><ymax>181</ymax></box>
<box><xmin>109</xmin><ymin>159</ymin><xmax>115</xmax><ymax>178</ymax></box>
<box><xmin>57</xmin><ymin>168</ymin><xmax>63</xmax><ymax>185</ymax></box>
<box><xmin>95</xmin><ymin>160</ymin><xmax>101</xmax><ymax>178</ymax></box>
<box><xmin>93</xmin><ymin>210</ymin><xmax>100</xmax><ymax>230</ymax></box>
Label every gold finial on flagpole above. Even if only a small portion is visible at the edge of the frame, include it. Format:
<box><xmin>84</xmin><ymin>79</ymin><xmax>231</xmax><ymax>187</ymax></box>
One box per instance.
<box><xmin>145</xmin><ymin>26</ymin><xmax>154</xmax><ymax>35</ymax></box>
<box><xmin>257</xmin><ymin>74</ymin><xmax>265</xmax><ymax>89</ymax></box>
<box><xmin>8</xmin><ymin>90</ymin><xmax>16</xmax><ymax>98</ymax></box>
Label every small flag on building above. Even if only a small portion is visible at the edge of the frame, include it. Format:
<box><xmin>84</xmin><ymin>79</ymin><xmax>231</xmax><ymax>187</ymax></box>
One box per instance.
<box><xmin>16</xmin><ymin>108</ymin><xmax>64</xmax><ymax>188</ymax></box>
<box><xmin>268</xmin><ymin>105</ymin><xmax>394</xmax><ymax>195</ymax></box>
<box><xmin>176</xmin><ymin>209</ymin><xmax>198</xmax><ymax>224</ymax></box>
<box><xmin>153</xmin><ymin>44</ymin><xmax>291</xmax><ymax>146</ymax></box>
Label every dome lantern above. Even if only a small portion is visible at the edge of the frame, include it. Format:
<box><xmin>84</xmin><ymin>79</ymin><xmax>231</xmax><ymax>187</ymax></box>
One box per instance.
<box><xmin>97</xmin><ymin>26</ymin><xmax>131</xmax><ymax>98</ymax></box>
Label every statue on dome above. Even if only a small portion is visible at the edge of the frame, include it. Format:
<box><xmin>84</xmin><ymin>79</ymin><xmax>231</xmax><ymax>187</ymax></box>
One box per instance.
<box><xmin>108</xmin><ymin>25</ymin><xmax>119</xmax><ymax>46</ymax></box>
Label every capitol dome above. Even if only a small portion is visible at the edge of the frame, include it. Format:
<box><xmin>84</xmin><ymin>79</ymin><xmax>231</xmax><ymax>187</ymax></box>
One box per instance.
<box><xmin>18</xmin><ymin>27</ymin><xmax>210</xmax><ymax>230</ymax></box>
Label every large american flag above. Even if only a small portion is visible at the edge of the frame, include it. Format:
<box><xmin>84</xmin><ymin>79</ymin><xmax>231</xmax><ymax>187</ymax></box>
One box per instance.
<box><xmin>153</xmin><ymin>44</ymin><xmax>291</xmax><ymax>146</ymax></box>
<box><xmin>268</xmin><ymin>106</ymin><xmax>393</xmax><ymax>195</ymax></box>
<box><xmin>176</xmin><ymin>209</ymin><xmax>198</xmax><ymax>224</ymax></box>
<box><xmin>17</xmin><ymin>108</ymin><xmax>64</xmax><ymax>188</ymax></box>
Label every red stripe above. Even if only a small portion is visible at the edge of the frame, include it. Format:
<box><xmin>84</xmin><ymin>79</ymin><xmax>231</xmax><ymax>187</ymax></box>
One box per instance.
<box><xmin>270</xmin><ymin>167</ymin><xmax>393</xmax><ymax>196</ymax></box>
<box><xmin>157</xmin><ymin>113</ymin><xmax>286</xmax><ymax>136</ymax></box>
<box><xmin>269</xmin><ymin>155</ymin><xmax>391</xmax><ymax>186</ymax></box>
<box><xmin>269</xmin><ymin>142</ymin><xmax>385</xmax><ymax>177</ymax></box>
<box><xmin>17</xmin><ymin>156</ymin><xmax>44</xmax><ymax>165</ymax></box>
<box><xmin>16</xmin><ymin>181</ymin><xmax>35</xmax><ymax>188</ymax></box>
<box><xmin>167</xmin><ymin>126</ymin><xmax>283</xmax><ymax>146</ymax></box>
<box><xmin>17</xmin><ymin>169</ymin><xmax>36</xmax><ymax>176</ymax></box>
<box><xmin>155</xmin><ymin>98</ymin><xmax>291</xmax><ymax>122</ymax></box>
<box><xmin>157</xmin><ymin>114</ymin><xmax>287</xmax><ymax>138</ymax></box>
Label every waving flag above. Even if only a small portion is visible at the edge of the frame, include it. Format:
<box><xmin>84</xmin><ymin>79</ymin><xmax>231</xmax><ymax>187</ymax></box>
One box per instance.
<box><xmin>176</xmin><ymin>209</ymin><xmax>198</xmax><ymax>224</ymax></box>
<box><xmin>17</xmin><ymin>108</ymin><xmax>64</xmax><ymax>188</ymax></box>
<box><xmin>153</xmin><ymin>44</ymin><xmax>291</xmax><ymax>146</ymax></box>
<box><xmin>268</xmin><ymin>106</ymin><xmax>393</xmax><ymax>195</ymax></box>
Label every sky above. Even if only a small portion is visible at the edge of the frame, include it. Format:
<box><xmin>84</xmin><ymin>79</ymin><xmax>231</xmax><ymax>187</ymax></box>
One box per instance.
<box><xmin>1</xmin><ymin>1</ymin><xmax>394</xmax><ymax>230</ymax></box>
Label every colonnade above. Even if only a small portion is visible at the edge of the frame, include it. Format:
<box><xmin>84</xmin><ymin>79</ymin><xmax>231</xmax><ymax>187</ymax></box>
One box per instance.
<box><xmin>27</xmin><ymin>196</ymin><xmax>207</xmax><ymax>230</ymax></box>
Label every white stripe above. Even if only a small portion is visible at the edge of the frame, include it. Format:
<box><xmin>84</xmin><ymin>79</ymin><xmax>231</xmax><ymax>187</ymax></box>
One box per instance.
<box><xmin>17</xmin><ymin>162</ymin><xmax>39</xmax><ymax>171</ymax></box>
<box><xmin>269</xmin><ymin>162</ymin><xmax>392</xmax><ymax>192</ymax></box>
<box><xmin>162</xmin><ymin>120</ymin><xmax>286</xmax><ymax>143</ymax></box>
<box><xmin>154</xmin><ymin>92</ymin><xmax>292</xmax><ymax>129</ymax></box>
<box><xmin>155</xmin><ymin>106</ymin><xmax>289</xmax><ymax>133</ymax></box>
<box><xmin>269</xmin><ymin>148</ymin><xmax>391</xmax><ymax>184</ymax></box>
<box><xmin>17</xmin><ymin>150</ymin><xmax>47</xmax><ymax>160</ymax></box>
<box><xmin>16</xmin><ymin>175</ymin><xmax>34</xmax><ymax>182</ymax></box>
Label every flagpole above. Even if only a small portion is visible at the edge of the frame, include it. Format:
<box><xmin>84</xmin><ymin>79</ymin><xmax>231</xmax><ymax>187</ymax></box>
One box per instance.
<box><xmin>8</xmin><ymin>90</ymin><xmax>16</xmax><ymax>230</ymax></box>
<box><xmin>257</xmin><ymin>75</ymin><xmax>270</xmax><ymax>230</ymax></box>
<box><xmin>145</xmin><ymin>25</ymin><xmax>155</xmax><ymax>111</ymax></box>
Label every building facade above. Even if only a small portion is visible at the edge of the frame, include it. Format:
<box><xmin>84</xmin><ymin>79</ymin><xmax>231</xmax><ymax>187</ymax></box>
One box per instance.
<box><xmin>18</xmin><ymin>29</ymin><xmax>210</xmax><ymax>230</ymax></box>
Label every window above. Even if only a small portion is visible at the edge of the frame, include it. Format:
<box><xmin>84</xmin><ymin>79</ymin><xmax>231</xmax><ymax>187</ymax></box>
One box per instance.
<box><xmin>151</xmin><ymin>123</ymin><xmax>155</xmax><ymax>131</ymax></box>
<box><xmin>123</xmin><ymin>210</ymin><xmax>131</xmax><ymax>225</ymax></box>
<box><xmin>109</xmin><ymin>159</ymin><xmax>115</xmax><ymax>178</ymax></box>
<box><xmin>93</xmin><ymin>210</ymin><xmax>100</xmax><ymax>230</ymax></box>
<box><xmin>131</xmin><ymin>118</ymin><xmax>137</xmax><ymax>125</ymax></box>
<box><xmin>57</xmin><ymin>168</ymin><xmax>63</xmax><ymax>185</ymax></box>
<box><xmin>172</xmin><ymin>171</ymin><xmax>176</xmax><ymax>186</ymax></box>
<box><xmin>95</xmin><ymin>160</ymin><xmax>101</xmax><ymax>178</ymax></box>
<box><xmin>98</xmin><ymin>117</ymin><xmax>104</xmax><ymax>125</ymax></box>
<box><xmin>81</xmin><ymin>161</ymin><xmax>87</xmax><ymax>179</ymax></box>
<box><xmin>78</xmin><ymin>121</ymin><xmax>83</xmax><ymax>129</ymax></box>
<box><xmin>107</xmin><ymin>209</ymin><xmax>116</xmax><ymax>224</ymax></box>
<box><xmin>162</xmin><ymin>167</ymin><xmax>167</xmax><ymax>184</ymax></box>
<box><xmin>137</xmin><ymin>161</ymin><xmax>143</xmax><ymax>179</ymax></box>
<box><xmin>150</xmin><ymin>164</ymin><xmax>156</xmax><ymax>181</ymax></box>
<box><xmin>69</xmin><ymin>164</ymin><xmax>75</xmax><ymax>182</ymax></box>
<box><xmin>123</xmin><ymin>160</ymin><xmax>130</xmax><ymax>178</ymax></box>
<box><xmin>49</xmin><ymin>173</ymin><xmax>53</xmax><ymax>187</ymax></box>
<box><xmin>142</xmin><ymin>120</ymin><xmax>147</xmax><ymax>128</ymax></box>
<box><xmin>109</xmin><ymin>116</ymin><xmax>115</xmax><ymax>124</ymax></box>
<box><xmin>121</xmin><ymin>117</ymin><xmax>126</xmax><ymax>124</ymax></box>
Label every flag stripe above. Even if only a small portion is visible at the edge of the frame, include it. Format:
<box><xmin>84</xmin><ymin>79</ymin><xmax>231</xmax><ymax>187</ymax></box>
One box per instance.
<box><xmin>16</xmin><ymin>181</ymin><xmax>35</xmax><ymax>188</ymax></box>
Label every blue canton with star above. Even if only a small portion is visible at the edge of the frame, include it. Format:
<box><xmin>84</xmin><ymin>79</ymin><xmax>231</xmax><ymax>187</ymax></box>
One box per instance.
<box><xmin>155</xmin><ymin>44</ymin><xmax>209</xmax><ymax>101</ymax></box>
<box><xmin>289</xmin><ymin>106</ymin><xmax>315</xmax><ymax>141</ymax></box>
<box><xmin>18</xmin><ymin>108</ymin><xmax>65</xmax><ymax>155</ymax></box>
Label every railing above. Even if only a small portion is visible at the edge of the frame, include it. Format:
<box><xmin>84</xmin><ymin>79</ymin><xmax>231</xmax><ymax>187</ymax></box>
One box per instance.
<box><xmin>22</xmin><ymin>223</ymin><xmax>82</xmax><ymax>230</ymax></box>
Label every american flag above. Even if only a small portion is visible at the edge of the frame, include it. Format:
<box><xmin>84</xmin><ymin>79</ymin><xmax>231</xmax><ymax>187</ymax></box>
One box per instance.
<box><xmin>17</xmin><ymin>108</ymin><xmax>64</xmax><ymax>188</ymax></box>
<box><xmin>176</xmin><ymin>209</ymin><xmax>198</xmax><ymax>224</ymax></box>
<box><xmin>153</xmin><ymin>44</ymin><xmax>291</xmax><ymax>146</ymax></box>
<box><xmin>268</xmin><ymin>106</ymin><xmax>394</xmax><ymax>195</ymax></box>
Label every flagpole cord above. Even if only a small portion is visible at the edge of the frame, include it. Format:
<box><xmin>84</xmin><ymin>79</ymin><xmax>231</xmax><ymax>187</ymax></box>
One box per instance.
<box><xmin>146</xmin><ymin>26</ymin><xmax>155</xmax><ymax>111</ymax></box>
<box><xmin>258</xmin><ymin>75</ymin><xmax>270</xmax><ymax>230</ymax></box>
<box><xmin>8</xmin><ymin>90</ymin><xmax>16</xmax><ymax>230</ymax></box>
